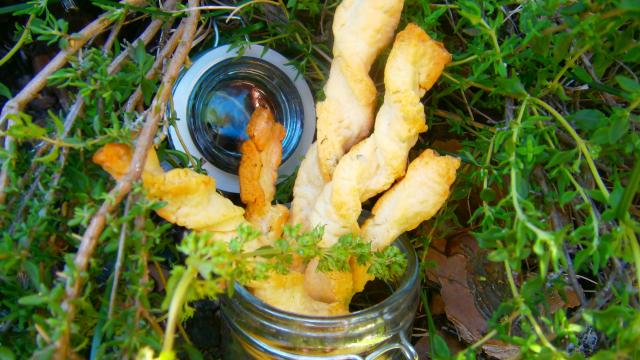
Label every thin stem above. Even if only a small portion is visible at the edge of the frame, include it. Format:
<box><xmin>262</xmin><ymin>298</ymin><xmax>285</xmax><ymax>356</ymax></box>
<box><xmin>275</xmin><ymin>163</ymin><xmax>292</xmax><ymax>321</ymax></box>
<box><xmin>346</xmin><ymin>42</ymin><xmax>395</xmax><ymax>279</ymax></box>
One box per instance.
<box><xmin>161</xmin><ymin>266</ymin><xmax>198</xmax><ymax>355</ymax></box>
<box><xmin>448</xmin><ymin>54</ymin><xmax>478</xmax><ymax>67</ymax></box>
<box><xmin>313</xmin><ymin>45</ymin><xmax>332</xmax><ymax>64</ymax></box>
<box><xmin>564</xmin><ymin>169</ymin><xmax>600</xmax><ymax>251</ymax></box>
<box><xmin>469</xmin><ymin>311</ymin><xmax>520</xmax><ymax>350</ymax></box>
<box><xmin>503</xmin><ymin>259</ymin><xmax>560</xmax><ymax>355</ymax></box>
<box><xmin>37</xmin><ymin>135</ymin><xmax>83</xmax><ymax>148</ymax></box>
<box><xmin>227</xmin><ymin>0</ymin><xmax>283</xmax><ymax>20</ymax></box>
<box><xmin>626</xmin><ymin>97</ymin><xmax>640</xmax><ymax>113</ymax></box>
<box><xmin>503</xmin><ymin>259</ymin><xmax>520</xmax><ymax>299</ymax></box>
<box><xmin>0</xmin><ymin>13</ymin><xmax>35</xmax><ymax>67</ymax></box>
<box><xmin>617</xmin><ymin>159</ymin><xmax>640</xmax><ymax>219</ymax></box>
<box><xmin>243</xmin><ymin>247</ymin><xmax>283</xmax><ymax>258</ymax></box>
<box><xmin>624</xmin><ymin>223</ymin><xmax>640</xmax><ymax>300</ymax></box>
<box><xmin>525</xmin><ymin>312</ymin><xmax>560</xmax><ymax>353</ymax></box>
<box><xmin>486</xmin><ymin>26</ymin><xmax>502</xmax><ymax>60</ymax></box>
<box><xmin>531</xmin><ymin>97</ymin><xmax>610</xmax><ymax>201</ymax></box>
<box><xmin>251</xmin><ymin>33</ymin><xmax>290</xmax><ymax>45</ymax></box>
<box><xmin>107</xmin><ymin>196</ymin><xmax>132</xmax><ymax>320</ymax></box>
<box><xmin>482</xmin><ymin>134</ymin><xmax>496</xmax><ymax>217</ymax></box>
<box><xmin>509</xmin><ymin>98</ymin><xmax>555</xmax><ymax>244</ymax></box>
<box><xmin>541</xmin><ymin>44</ymin><xmax>592</xmax><ymax>97</ymax></box>
<box><xmin>442</xmin><ymin>71</ymin><xmax>496</xmax><ymax>92</ymax></box>
<box><xmin>469</xmin><ymin>329</ymin><xmax>498</xmax><ymax>351</ymax></box>
<box><xmin>167</xmin><ymin>101</ymin><xmax>197</xmax><ymax>169</ymax></box>
<box><xmin>167</xmin><ymin>5</ymin><xmax>236</xmax><ymax>13</ymax></box>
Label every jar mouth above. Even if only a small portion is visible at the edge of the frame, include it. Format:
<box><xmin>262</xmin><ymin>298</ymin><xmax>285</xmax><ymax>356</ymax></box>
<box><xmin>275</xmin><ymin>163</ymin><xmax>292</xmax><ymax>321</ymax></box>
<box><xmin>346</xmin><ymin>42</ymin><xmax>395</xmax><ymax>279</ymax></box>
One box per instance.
<box><xmin>169</xmin><ymin>44</ymin><xmax>316</xmax><ymax>193</ymax></box>
<box><xmin>232</xmin><ymin>236</ymin><xmax>419</xmax><ymax>322</ymax></box>
<box><xmin>187</xmin><ymin>56</ymin><xmax>304</xmax><ymax>174</ymax></box>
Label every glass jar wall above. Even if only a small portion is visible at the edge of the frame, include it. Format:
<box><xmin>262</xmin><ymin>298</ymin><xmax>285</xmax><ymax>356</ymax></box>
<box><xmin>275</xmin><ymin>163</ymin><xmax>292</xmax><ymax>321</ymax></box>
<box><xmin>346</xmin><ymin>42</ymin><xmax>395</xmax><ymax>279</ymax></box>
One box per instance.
<box><xmin>219</xmin><ymin>237</ymin><xmax>419</xmax><ymax>360</ymax></box>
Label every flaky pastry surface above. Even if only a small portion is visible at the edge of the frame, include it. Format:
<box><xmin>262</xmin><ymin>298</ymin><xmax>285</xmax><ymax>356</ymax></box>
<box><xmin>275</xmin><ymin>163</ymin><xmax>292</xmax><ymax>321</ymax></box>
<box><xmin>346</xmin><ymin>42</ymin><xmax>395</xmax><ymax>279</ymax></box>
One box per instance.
<box><xmin>362</xmin><ymin>149</ymin><xmax>461</xmax><ymax>251</ymax></box>
<box><xmin>239</xmin><ymin>107</ymin><xmax>289</xmax><ymax>240</ymax></box>
<box><xmin>315</xmin><ymin>0</ymin><xmax>405</xmax><ymax>180</ymax></box>
<box><xmin>290</xmin><ymin>0</ymin><xmax>404</xmax><ymax>228</ymax></box>
<box><xmin>93</xmin><ymin>143</ymin><xmax>245</xmax><ymax>234</ymax></box>
<box><xmin>309</xmin><ymin>24</ymin><xmax>452</xmax><ymax>248</ymax></box>
<box><xmin>250</xmin><ymin>272</ymin><xmax>349</xmax><ymax>316</ymax></box>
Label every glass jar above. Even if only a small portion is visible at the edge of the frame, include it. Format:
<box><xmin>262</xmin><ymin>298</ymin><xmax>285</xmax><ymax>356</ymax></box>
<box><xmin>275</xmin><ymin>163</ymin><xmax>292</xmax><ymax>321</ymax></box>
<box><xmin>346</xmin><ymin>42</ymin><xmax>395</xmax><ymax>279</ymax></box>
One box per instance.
<box><xmin>169</xmin><ymin>43</ymin><xmax>315</xmax><ymax>194</ymax></box>
<box><xmin>186</xmin><ymin>56</ymin><xmax>304</xmax><ymax>174</ymax></box>
<box><xmin>219</xmin><ymin>237</ymin><xmax>419</xmax><ymax>360</ymax></box>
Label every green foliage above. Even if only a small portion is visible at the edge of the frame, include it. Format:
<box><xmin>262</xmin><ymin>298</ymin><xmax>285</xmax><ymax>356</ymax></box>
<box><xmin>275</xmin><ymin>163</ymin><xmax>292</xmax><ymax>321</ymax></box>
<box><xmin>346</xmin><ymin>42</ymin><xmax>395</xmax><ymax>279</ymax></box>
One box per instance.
<box><xmin>274</xmin><ymin>168</ymin><xmax>297</xmax><ymax>203</ymax></box>
<box><xmin>403</xmin><ymin>0</ymin><xmax>640</xmax><ymax>358</ymax></box>
<box><xmin>0</xmin><ymin>0</ymin><xmax>638</xmax><ymax>358</ymax></box>
<box><xmin>155</xmin><ymin>224</ymin><xmax>406</xmax><ymax>357</ymax></box>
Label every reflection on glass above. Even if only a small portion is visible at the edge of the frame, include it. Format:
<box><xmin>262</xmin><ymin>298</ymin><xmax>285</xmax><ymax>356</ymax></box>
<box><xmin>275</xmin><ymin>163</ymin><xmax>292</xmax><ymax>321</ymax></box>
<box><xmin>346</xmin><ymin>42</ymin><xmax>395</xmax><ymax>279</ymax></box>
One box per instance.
<box><xmin>187</xmin><ymin>57</ymin><xmax>303</xmax><ymax>174</ymax></box>
<box><xmin>202</xmin><ymin>80</ymin><xmax>274</xmax><ymax>156</ymax></box>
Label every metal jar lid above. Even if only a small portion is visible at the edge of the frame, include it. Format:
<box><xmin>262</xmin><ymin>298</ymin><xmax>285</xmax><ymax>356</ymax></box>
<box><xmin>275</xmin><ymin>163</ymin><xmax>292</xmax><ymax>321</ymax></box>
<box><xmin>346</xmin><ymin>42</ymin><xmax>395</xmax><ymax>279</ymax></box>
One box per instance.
<box><xmin>169</xmin><ymin>44</ymin><xmax>315</xmax><ymax>193</ymax></box>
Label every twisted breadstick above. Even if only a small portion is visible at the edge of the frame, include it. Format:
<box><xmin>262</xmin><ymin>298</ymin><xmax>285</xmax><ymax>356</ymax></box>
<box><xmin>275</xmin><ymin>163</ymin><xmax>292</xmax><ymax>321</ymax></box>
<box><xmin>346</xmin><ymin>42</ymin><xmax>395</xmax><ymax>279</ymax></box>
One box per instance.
<box><xmin>289</xmin><ymin>143</ymin><xmax>324</xmax><ymax>230</ymax></box>
<box><xmin>350</xmin><ymin>149</ymin><xmax>460</xmax><ymax>293</ymax></box>
<box><xmin>316</xmin><ymin>0</ymin><xmax>404</xmax><ymax>180</ymax></box>
<box><xmin>239</xmin><ymin>107</ymin><xmax>289</xmax><ymax>240</ymax></box>
<box><xmin>290</xmin><ymin>0</ymin><xmax>404</xmax><ymax>227</ymax></box>
<box><xmin>362</xmin><ymin>149</ymin><xmax>460</xmax><ymax>250</ymax></box>
<box><xmin>309</xmin><ymin>24</ymin><xmax>451</xmax><ymax>247</ymax></box>
<box><xmin>92</xmin><ymin>144</ymin><xmax>245</xmax><ymax>233</ymax></box>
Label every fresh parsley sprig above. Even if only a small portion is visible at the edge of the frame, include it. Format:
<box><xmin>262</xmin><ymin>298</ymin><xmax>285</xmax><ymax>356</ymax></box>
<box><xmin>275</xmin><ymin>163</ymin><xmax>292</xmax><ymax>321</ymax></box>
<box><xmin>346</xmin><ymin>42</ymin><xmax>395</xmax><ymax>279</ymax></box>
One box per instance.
<box><xmin>157</xmin><ymin>223</ymin><xmax>407</xmax><ymax>358</ymax></box>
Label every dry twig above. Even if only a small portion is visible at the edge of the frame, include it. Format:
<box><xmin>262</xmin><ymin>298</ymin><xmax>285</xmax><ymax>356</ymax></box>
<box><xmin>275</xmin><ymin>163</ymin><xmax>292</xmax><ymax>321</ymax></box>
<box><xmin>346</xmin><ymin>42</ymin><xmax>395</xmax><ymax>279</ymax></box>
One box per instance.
<box><xmin>0</xmin><ymin>13</ymin><xmax>117</xmax><ymax>205</ymax></box>
<box><xmin>126</xmin><ymin>24</ymin><xmax>186</xmax><ymax>112</ymax></box>
<box><xmin>103</xmin><ymin>15</ymin><xmax>127</xmax><ymax>55</ymax></box>
<box><xmin>53</xmin><ymin>1</ymin><xmax>201</xmax><ymax>357</ymax></box>
<box><xmin>7</xmin><ymin>7</ymin><xmax>176</xmax><ymax>231</ymax></box>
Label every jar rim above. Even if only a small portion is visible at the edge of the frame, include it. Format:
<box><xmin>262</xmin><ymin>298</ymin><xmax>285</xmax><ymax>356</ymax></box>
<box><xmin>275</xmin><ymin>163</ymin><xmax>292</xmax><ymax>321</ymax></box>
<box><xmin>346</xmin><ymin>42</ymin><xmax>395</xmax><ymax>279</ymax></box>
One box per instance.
<box><xmin>169</xmin><ymin>44</ymin><xmax>316</xmax><ymax>193</ymax></box>
<box><xmin>232</xmin><ymin>236</ymin><xmax>419</xmax><ymax>323</ymax></box>
<box><xmin>186</xmin><ymin>56</ymin><xmax>304</xmax><ymax>173</ymax></box>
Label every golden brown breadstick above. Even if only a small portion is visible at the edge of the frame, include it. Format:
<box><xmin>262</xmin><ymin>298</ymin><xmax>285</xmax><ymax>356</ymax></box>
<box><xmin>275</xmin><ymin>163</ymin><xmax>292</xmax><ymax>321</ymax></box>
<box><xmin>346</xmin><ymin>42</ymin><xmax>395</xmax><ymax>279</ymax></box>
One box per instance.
<box><xmin>239</xmin><ymin>107</ymin><xmax>289</xmax><ymax>239</ymax></box>
<box><xmin>361</xmin><ymin>149</ymin><xmax>461</xmax><ymax>250</ymax></box>
<box><xmin>316</xmin><ymin>0</ymin><xmax>405</xmax><ymax>180</ymax></box>
<box><xmin>250</xmin><ymin>272</ymin><xmax>350</xmax><ymax>316</ymax></box>
<box><xmin>93</xmin><ymin>143</ymin><xmax>245</xmax><ymax>233</ymax></box>
<box><xmin>306</xmin><ymin>149</ymin><xmax>460</xmax><ymax>301</ymax></box>
<box><xmin>290</xmin><ymin>0</ymin><xmax>404</xmax><ymax>227</ymax></box>
<box><xmin>289</xmin><ymin>143</ymin><xmax>324</xmax><ymax>231</ymax></box>
<box><xmin>309</xmin><ymin>24</ymin><xmax>452</xmax><ymax>247</ymax></box>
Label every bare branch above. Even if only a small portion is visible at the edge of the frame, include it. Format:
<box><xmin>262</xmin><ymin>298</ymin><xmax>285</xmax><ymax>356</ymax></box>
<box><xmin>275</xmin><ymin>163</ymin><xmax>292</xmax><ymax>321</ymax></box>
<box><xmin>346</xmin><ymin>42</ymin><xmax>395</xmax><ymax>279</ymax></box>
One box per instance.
<box><xmin>103</xmin><ymin>15</ymin><xmax>126</xmax><ymax>54</ymax></box>
<box><xmin>125</xmin><ymin>24</ymin><xmax>186</xmax><ymax>112</ymax></box>
<box><xmin>108</xmin><ymin>0</ymin><xmax>178</xmax><ymax>74</ymax></box>
<box><xmin>0</xmin><ymin>13</ymin><xmax>116</xmax><ymax>205</ymax></box>
<box><xmin>53</xmin><ymin>1</ymin><xmax>201</xmax><ymax>357</ymax></box>
<box><xmin>7</xmin><ymin>5</ymin><xmax>177</xmax><ymax>231</ymax></box>
<box><xmin>108</xmin><ymin>195</ymin><xmax>132</xmax><ymax>320</ymax></box>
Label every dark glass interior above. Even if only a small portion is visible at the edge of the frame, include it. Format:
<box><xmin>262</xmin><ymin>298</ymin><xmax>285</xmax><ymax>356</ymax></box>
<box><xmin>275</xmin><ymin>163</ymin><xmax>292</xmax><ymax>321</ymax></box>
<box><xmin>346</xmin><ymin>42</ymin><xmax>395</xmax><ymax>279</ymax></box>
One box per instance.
<box><xmin>187</xmin><ymin>57</ymin><xmax>304</xmax><ymax>174</ymax></box>
<box><xmin>348</xmin><ymin>278</ymin><xmax>395</xmax><ymax>312</ymax></box>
